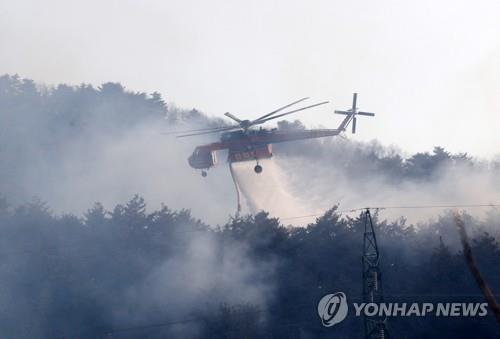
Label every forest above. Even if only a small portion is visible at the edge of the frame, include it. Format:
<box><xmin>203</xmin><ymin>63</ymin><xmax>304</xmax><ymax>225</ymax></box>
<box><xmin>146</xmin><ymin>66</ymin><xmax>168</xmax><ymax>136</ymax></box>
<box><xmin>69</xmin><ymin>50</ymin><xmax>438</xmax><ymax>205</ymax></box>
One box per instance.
<box><xmin>0</xmin><ymin>74</ymin><xmax>499</xmax><ymax>338</ymax></box>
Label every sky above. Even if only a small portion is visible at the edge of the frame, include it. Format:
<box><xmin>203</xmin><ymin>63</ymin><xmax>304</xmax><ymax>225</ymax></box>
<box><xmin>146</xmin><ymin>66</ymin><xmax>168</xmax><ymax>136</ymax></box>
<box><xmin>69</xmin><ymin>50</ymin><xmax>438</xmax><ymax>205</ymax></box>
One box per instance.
<box><xmin>1</xmin><ymin>0</ymin><xmax>499</xmax><ymax>158</ymax></box>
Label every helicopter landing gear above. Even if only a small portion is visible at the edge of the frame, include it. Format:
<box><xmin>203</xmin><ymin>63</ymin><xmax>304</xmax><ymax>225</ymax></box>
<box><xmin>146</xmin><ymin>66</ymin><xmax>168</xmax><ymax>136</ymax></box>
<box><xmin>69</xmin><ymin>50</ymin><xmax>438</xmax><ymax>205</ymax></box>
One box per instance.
<box><xmin>201</xmin><ymin>170</ymin><xmax>207</xmax><ymax>177</ymax></box>
<box><xmin>254</xmin><ymin>164</ymin><xmax>263</xmax><ymax>174</ymax></box>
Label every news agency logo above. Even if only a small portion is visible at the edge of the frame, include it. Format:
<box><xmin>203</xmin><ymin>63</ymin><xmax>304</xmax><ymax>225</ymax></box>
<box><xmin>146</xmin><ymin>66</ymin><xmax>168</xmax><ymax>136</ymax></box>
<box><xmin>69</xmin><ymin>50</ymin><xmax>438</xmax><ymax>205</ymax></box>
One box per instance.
<box><xmin>318</xmin><ymin>291</ymin><xmax>489</xmax><ymax>327</ymax></box>
<box><xmin>317</xmin><ymin>292</ymin><xmax>349</xmax><ymax>327</ymax></box>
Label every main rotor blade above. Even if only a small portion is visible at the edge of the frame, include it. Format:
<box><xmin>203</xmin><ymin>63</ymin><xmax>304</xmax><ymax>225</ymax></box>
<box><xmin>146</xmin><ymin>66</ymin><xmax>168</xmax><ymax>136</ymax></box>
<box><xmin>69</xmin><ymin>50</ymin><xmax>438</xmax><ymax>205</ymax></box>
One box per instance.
<box><xmin>255</xmin><ymin>101</ymin><xmax>329</xmax><ymax>124</ymax></box>
<box><xmin>252</xmin><ymin>97</ymin><xmax>309</xmax><ymax>123</ymax></box>
<box><xmin>161</xmin><ymin>125</ymin><xmax>232</xmax><ymax>135</ymax></box>
<box><xmin>224</xmin><ymin>112</ymin><xmax>242</xmax><ymax>123</ymax></box>
<box><xmin>176</xmin><ymin>126</ymin><xmax>240</xmax><ymax>138</ymax></box>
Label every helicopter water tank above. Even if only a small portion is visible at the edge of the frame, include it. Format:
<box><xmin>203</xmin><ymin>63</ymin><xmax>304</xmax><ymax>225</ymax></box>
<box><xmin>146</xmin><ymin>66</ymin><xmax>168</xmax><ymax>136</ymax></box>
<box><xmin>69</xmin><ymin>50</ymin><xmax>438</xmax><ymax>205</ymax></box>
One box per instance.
<box><xmin>228</xmin><ymin>144</ymin><xmax>272</xmax><ymax>163</ymax></box>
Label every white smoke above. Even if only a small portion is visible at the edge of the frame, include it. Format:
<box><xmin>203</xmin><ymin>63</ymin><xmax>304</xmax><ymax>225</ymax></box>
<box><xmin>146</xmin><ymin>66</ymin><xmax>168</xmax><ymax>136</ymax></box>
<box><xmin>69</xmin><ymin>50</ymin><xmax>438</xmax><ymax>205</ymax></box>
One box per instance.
<box><xmin>115</xmin><ymin>230</ymin><xmax>275</xmax><ymax>335</ymax></box>
<box><xmin>35</xmin><ymin>118</ymin><xmax>500</xmax><ymax>229</ymax></box>
<box><xmin>276</xmin><ymin>153</ymin><xmax>500</xmax><ymax>225</ymax></box>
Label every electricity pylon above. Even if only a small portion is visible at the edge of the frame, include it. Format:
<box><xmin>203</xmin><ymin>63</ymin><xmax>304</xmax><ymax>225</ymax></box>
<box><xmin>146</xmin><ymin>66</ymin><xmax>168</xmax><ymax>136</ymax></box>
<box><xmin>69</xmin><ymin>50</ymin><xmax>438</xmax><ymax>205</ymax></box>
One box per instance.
<box><xmin>362</xmin><ymin>209</ymin><xmax>390</xmax><ymax>339</ymax></box>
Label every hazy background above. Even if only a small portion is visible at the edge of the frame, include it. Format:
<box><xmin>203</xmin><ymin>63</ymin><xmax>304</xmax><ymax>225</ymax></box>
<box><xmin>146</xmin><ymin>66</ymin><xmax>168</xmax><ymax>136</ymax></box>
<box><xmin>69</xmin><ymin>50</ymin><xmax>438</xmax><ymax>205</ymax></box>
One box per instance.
<box><xmin>1</xmin><ymin>2</ymin><xmax>500</xmax><ymax>338</ymax></box>
<box><xmin>1</xmin><ymin>0</ymin><xmax>499</xmax><ymax>157</ymax></box>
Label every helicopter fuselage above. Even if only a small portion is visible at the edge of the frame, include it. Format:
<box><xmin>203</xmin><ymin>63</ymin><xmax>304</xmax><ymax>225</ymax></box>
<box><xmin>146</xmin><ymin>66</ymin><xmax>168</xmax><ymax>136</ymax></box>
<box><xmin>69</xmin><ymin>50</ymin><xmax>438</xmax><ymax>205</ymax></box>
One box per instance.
<box><xmin>187</xmin><ymin>127</ymin><xmax>341</xmax><ymax>170</ymax></box>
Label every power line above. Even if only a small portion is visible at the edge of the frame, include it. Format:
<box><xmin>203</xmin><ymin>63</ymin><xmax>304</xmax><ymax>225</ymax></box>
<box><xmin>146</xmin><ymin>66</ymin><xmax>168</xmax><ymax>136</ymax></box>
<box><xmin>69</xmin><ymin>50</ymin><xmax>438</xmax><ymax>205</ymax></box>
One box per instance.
<box><xmin>358</xmin><ymin>203</ymin><xmax>500</xmax><ymax>210</ymax></box>
<box><xmin>280</xmin><ymin>203</ymin><xmax>500</xmax><ymax>221</ymax></box>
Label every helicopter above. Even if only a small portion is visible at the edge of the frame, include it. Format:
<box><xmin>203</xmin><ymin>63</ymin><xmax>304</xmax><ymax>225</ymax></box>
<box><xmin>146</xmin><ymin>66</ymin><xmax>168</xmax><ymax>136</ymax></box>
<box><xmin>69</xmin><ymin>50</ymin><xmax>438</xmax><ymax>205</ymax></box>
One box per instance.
<box><xmin>172</xmin><ymin>93</ymin><xmax>374</xmax><ymax>177</ymax></box>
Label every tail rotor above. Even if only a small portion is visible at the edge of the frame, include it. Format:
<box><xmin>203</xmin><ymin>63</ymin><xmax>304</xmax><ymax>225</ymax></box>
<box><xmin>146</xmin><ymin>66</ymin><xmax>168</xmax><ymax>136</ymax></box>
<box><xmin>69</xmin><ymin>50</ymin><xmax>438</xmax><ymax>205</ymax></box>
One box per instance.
<box><xmin>334</xmin><ymin>93</ymin><xmax>375</xmax><ymax>134</ymax></box>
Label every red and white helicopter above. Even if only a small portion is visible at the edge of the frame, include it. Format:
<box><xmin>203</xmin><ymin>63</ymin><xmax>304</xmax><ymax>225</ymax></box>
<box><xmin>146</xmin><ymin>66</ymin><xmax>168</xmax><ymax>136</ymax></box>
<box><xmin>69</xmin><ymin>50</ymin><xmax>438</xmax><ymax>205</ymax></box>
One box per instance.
<box><xmin>173</xmin><ymin>93</ymin><xmax>374</xmax><ymax>177</ymax></box>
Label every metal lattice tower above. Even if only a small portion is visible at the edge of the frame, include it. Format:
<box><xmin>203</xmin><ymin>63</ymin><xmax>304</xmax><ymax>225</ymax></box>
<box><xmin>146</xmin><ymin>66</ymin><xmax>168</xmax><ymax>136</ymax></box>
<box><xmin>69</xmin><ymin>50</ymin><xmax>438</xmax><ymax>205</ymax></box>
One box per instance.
<box><xmin>362</xmin><ymin>209</ymin><xmax>390</xmax><ymax>339</ymax></box>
